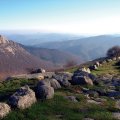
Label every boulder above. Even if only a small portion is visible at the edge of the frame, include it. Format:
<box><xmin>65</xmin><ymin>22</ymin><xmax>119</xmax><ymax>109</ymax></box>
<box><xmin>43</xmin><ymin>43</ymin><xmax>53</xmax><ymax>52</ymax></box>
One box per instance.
<box><xmin>83</xmin><ymin>118</ymin><xmax>94</xmax><ymax>120</ymax></box>
<box><xmin>73</xmin><ymin>71</ymin><xmax>96</xmax><ymax>81</ymax></box>
<box><xmin>65</xmin><ymin>96</ymin><xmax>78</xmax><ymax>102</ymax></box>
<box><xmin>50</xmin><ymin>78</ymin><xmax>61</xmax><ymax>89</ymax></box>
<box><xmin>112</xmin><ymin>112</ymin><xmax>120</xmax><ymax>120</ymax></box>
<box><xmin>87</xmin><ymin>99</ymin><xmax>101</xmax><ymax>105</ymax></box>
<box><xmin>106</xmin><ymin>59</ymin><xmax>112</xmax><ymax>62</ymax></box>
<box><xmin>79</xmin><ymin>67</ymin><xmax>91</xmax><ymax>73</ymax></box>
<box><xmin>53</xmin><ymin>72</ymin><xmax>71</xmax><ymax>87</ymax></box>
<box><xmin>71</xmin><ymin>76</ymin><xmax>93</xmax><ymax>86</ymax></box>
<box><xmin>115</xmin><ymin>100</ymin><xmax>120</xmax><ymax>109</ymax></box>
<box><xmin>79</xmin><ymin>67</ymin><xmax>87</xmax><ymax>72</ymax></box>
<box><xmin>8</xmin><ymin>85</ymin><xmax>36</xmax><ymax>109</ymax></box>
<box><xmin>86</xmin><ymin>90</ymin><xmax>99</xmax><ymax>98</ymax></box>
<box><xmin>89</xmin><ymin>65</ymin><xmax>98</xmax><ymax>70</ymax></box>
<box><xmin>86</xmin><ymin>68</ymin><xmax>91</xmax><ymax>73</ymax></box>
<box><xmin>95</xmin><ymin>61</ymin><xmax>100</xmax><ymax>67</ymax></box>
<box><xmin>117</xmin><ymin>57</ymin><xmax>120</xmax><ymax>60</ymax></box>
<box><xmin>36</xmin><ymin>85</ymin><xmax>54</xmax><ymax>99</ymax></box>
<box><xmin>0</xmin><ymin>103</ymin><xmax>11</xmax><ymax>119</ymax></box>
<box><xmin>53</xmin><ymin>72</ymin><xmax>73</xmax><ymax>81</ymax></box>
<box><xmin>112</xmin><ymin>57</ymin><xmax>117</xmax><ymax>61</ymax></box>
<box><xmin>107</xmin><ymin>91</ymin><xmax>120</xmax><ymax>98</ymax></box>
<box><xmin>37</xmin><ymin>79</ymin><xmax>51</xmax><ymax>86</ymax></box>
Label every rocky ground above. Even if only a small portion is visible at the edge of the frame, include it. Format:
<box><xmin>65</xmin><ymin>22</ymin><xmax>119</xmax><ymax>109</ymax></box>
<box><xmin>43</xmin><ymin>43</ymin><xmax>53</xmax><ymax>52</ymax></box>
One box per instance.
<box><xmin>0</xmin><ymin>57</ymin><xmax>120</xmax><ymax>120</ymax></box>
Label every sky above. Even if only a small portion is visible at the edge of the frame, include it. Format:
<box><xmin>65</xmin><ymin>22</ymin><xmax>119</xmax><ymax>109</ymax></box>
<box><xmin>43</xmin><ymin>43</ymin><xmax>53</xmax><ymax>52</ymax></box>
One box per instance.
<box><xmin>1</xmin><ymin>0</ymin><xmax>120</xmax><ymax>35</ymax></box>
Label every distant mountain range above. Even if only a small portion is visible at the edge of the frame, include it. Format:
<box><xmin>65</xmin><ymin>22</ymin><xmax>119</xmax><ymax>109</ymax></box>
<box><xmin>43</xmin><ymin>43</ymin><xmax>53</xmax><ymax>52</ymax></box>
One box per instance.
<box><xmin>0</xmin><ymin>35</ymin><xmax>81</xmax><ymax>79</ymax></box>
<box><xmin>35</xmin><ymin>35</ymin><xmax>120</xmax><ymax>61</ymax></box>
<box><xmin>2</xmin><ymin>32</ymin><xmax>83</xmax><ymax>46</ymax></box>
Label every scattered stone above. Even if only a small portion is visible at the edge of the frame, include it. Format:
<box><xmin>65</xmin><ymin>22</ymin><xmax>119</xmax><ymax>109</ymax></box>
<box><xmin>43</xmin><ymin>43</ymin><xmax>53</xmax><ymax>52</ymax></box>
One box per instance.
<box><xmin>107</xmin><ymin>91</ymin><xmax>120</xmax><ymax>98</ymax></box>
<box><xmin>112</xmin><ymin>57</ymin><xmax>117</xmax><ymax>61</ymax></box>
<box><xmin>36</xmin><ymin>85</ymin><xmax>54</xmax><ymax>99</ymax></box>
<box><xmin>87</xmin><ymin>99</ymin><xmax>101</xmax><ymax>105</ymax></box>
<box><xmin>83</xmin><ymin>118</ymin><xmax>94</xmax><ymax>120</ymax></box>
<box><xmin>53</xmin><ymin>72</ymin><xmax>72</xmax><ymax>87</ymax></box>
<box><xmin>65</xmin><ymin>96</ymin><xmax>78</xmax><ymax>102</ymax></box>
<box><xmin>79</xmin><ymin>67</ymin><xmax>87</xmax><ymax>72</ymax></box>
<box><xmin>117</xmin><ymin>57</ymin><xmax>120</xmax><ymax>60</ymax></box>
<box><xmin>71</xmin><ymin>76</ymin><xmax>93</xmax><ymax>86</ymax></box>
<box><xmin>86</xmin><ymin>91</ymin><xmax>99</xmax><ymax>98</ymax></box>
<box><xmin>50</xmin><ymin>78</ymin><xmax>61</xmax><ymax>89</ymax></box>
<box><xmin>37</xmin><ymin>79</ymin><xmax>51</xmax><ymax>86</ymax></box>
<box><xmin>106</xmin><ymin>59</ymin><xmax>112</xmax><ymax>62</ymax></box>
<box><xmin>86</xmin><ymin>68</ymin><xmax>91</xmax><ymax>73</ymax></box>
<box><xmin>89</xmin><ymin>65</ymin><xmax>98</xmax><ymax>70</ymax></box>
<box><xmin>95</xmin><ymin>61</ymin><xmax>100</xmax><ymax>67</ymax></box>
<box><xmin>73</xmin><ymin>71</ymin><xmax>96</xmax><ymax>81</ymax></box>
<box><xmin>112</xmin><ymin>112</ymin><xmax>120</xmax><ymax>120</ymax></box>
<box><xmin>59</xmin><ymin>79</ymin><xmax>71</xmax><ymax>87</ymax></box>
<box><xmin>53</xmin><ymin>72</ymin><xmax>73</xmax><ymax>81</ymax></box>
<box><xmin>8</xmin><ymin>85</ymin><xmax>36</xmax><ymax>109</ymax></box>
<box><xmin>0</xmin><ymin>103</ymin><xmax>11</xmax><ymax>119</ymax></box>
<box><xmin>94</xmin><ymin>98</ymin><xmax>107</xmax><ymax>102</ymax></box>
<box><xmin>115</xmin><ymin>100</ymin><xmax>120</xmax><ymax>109</ymax></box>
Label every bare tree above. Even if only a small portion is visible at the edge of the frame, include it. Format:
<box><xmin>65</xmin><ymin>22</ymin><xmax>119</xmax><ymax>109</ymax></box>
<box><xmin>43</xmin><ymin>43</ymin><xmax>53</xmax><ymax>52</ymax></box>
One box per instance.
<box><xmin>107</xmin><ymin>46</ymin><xmax>120</xmax><ymax>58</ymax></box>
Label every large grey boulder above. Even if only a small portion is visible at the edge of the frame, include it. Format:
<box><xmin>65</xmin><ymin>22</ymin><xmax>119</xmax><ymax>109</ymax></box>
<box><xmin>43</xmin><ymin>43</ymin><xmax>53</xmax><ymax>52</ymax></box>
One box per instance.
<box><xmin>53</xmin><ymin>72</ymin><xmax>71</xmax><ymax>87</ymax></box>
<box><xmin>37</xmin><ymin>79</ymin><xmax>51</xmax><ymax>86</ymax></box>
<box><xmin>8</xmin><ymin>85</ymin><xmax>36</xmax><ymax>109</ymax></box>
<box><xmin>50</xmin><ymin>79</ymin><xmax>61</xmax><ymax>89</ymax></box>
<box><xmin>71</xmin><ymin>76</ymin><xmax>93</xmax><ymax>85</ymax></box>
<box><xmin>73</xmin><ymin>71</ymin><xmax>96</xmax><ymax>81</ymax></box>
<box><xmin>36</xmin><ymin>85</ymin><xmax>54</xmax><ymax>99</ymax></box>
<box><xmin>0</xmin><ymin>103</ymin><xmax>11</xmax><ymax>119</ymax></box>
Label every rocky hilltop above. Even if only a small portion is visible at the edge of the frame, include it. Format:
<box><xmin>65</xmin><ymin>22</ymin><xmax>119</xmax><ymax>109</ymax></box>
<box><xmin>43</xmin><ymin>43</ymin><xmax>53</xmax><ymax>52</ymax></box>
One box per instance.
<box><xmin>0</xmin><ymin>55</ymin><xmax>119</xmax><ymax>120</ymax></box>
<box><xmin>0</xmin><ymin>35</ymin><xmax>55</xmax><ymax>80</ymax></box>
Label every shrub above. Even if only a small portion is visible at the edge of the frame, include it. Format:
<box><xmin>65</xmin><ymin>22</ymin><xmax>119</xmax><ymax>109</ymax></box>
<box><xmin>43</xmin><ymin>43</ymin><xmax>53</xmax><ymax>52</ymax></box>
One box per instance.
<box><xmin>107</xmin><ymin>46</ymin><xmax>120</xmax><ymax>58</ymax></box>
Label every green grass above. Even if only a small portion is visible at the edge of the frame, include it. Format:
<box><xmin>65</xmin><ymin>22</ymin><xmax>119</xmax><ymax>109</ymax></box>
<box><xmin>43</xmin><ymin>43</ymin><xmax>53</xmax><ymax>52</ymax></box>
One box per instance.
<box><xmin>91</xmin><ymin>61</ymin><xmax>120</xmax><ymax>76</ymax></box>
<box><xmin>2</xmin><ymin>90</ymin><xmax>116</xmax><ymax>120</ymax></box>
<box><xmin>66</xmin><ymin>60</ymin><xmax>120</xmax><ymax>77</ymax></box>
<box><xmin>0</xmin><ymin>80</ymin><xmax>117</xmax><ymax>120</ymax></box>
<box><xmin>0</xmin><ymin>60</ymin><xmax>120</xmax><ymax>120</ymax></box>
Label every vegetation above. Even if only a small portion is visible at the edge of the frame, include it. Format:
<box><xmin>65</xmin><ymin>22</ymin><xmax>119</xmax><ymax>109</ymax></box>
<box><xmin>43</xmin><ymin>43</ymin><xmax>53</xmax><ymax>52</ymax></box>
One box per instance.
<box><xmin>107</xmin><ymin>46</ymin><xmax>120</xmax><ymax>58</ymax></box>
<box><xmin>92</xmin><ymin>60</ymin><xmax>120</xmax><ymax>76</ymax></box>
<box><xmin>0</xmin><ymin>78</ymin><xmax>118</xmax><ymax>120</ymax></box>
<box><xmin>0</xmin><ymin>54</ymin><xmax>120</xmax><ymax>120</ymax></box>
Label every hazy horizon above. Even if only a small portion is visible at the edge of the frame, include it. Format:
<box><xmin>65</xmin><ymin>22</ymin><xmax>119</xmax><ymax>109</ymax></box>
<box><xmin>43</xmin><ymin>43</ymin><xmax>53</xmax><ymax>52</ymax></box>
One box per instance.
<box><xmin>1</xmin><ymin>0</ymin><xmax>120</xmax><ymax>35</ymax></box>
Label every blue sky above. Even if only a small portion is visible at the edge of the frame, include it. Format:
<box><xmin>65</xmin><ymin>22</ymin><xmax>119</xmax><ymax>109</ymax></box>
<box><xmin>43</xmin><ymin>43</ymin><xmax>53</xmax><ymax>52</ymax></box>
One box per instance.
<box><xmin>1</xmin><ymin>0</ymin><xmax>120</xmax><ymax>35</ymax></box>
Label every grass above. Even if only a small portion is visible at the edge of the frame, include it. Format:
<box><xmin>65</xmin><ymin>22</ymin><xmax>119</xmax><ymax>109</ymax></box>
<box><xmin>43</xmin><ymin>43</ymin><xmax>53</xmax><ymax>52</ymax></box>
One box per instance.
<box><xmin>2</xmin><ymin>90</ymin><xmax>116</xmax><ymax>120</ymax></box>
<box><xmin>91</xmin><ymin>61</ymin><xmax>120</xmax><ymax>76</ymax></box>
<box><xmin>66</xmin><ymin>60</ymin><xmax>120</xmax><ymax>77</ymax></box>
<box><xmin>0</xmin><ymin>60</ymin><xmax>120</xmax><ymax>120</ymax></box>
<box><xmin>0</xmin><ymin>80</ymin><xmax>117</xmax><ymax>120</ymax></box>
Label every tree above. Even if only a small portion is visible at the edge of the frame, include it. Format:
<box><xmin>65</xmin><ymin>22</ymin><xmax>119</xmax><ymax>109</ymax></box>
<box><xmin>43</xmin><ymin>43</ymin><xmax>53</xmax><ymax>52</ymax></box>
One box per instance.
<box><xmin>107</xmin><ymin>46</ymin><xmax>120</xmax><ymax>58</ymax></box>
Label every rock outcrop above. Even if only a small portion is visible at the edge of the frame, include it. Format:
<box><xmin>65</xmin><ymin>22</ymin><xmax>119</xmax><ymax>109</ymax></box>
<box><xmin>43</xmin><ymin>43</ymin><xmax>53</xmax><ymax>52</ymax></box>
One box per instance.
<box><xmin>50</xmin><ymin>78</ymin><xmax>61</xmax><ymax>89</ymax></box>
<box><xmin>36</xmin><ymin>85</ymin><xmax>54</xmax><ymax>99</ymax></box>
<box><xmin>0</xmin><ymin>103</ymin><xmax>11</xmax><ymax>119</ymax></box>
<box><xmin>8</xmin><ymin>85</ymin><xmax>36</xmax><ymax>109</ymax></box>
